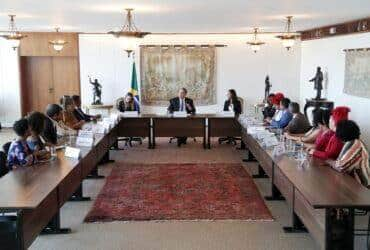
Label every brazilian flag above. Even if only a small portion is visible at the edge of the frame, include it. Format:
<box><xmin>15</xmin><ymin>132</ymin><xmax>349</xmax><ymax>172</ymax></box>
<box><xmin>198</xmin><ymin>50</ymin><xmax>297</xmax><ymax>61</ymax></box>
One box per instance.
<box><xmin>130</xmin><ymin>61</ymin><xmax>140</xmax><ymax>111</ymax></box>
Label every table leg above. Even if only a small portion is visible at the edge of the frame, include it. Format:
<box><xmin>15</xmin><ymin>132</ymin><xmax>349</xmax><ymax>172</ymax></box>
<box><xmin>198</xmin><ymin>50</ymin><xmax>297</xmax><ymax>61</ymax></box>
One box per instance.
<box><xmin>283</xmin><ymin>212</ymin><xmax>308</xmax><ymax>233</ymax></box>
<box><xmin>41</xmin><ymin>210</ymin><xmax>71</xmax><ymax>235</ymax></box>
<box><xmin>85</xmin><ymin>166</ymin><xmax>104</xmax><ymax>179</ymax></box>
<box><xmin>265</xmin><ymin>164</ymin><xmax>285</xmax><ymax>201</ymax></box>
<box><xmin>252</xmin><ymin>165</ymin><xmax>269</xmax><ymax>179</ymax></box>
<box><xmin>148</xmin><ymin>120</ymin><xmax>152</xmax><ymax>149</ymax></box>
<box><xmin>203</xmin><ymin>119</ymin><xmax>206</xmax><ymax>149</ymax></box>
<box><xmin>68</xmin><ymin>184</ymin><xmax>91</xmax><ymax>202</ymax></box>
<box><xmin>265</xmin><ymin>185</ymin><xmax>286</xmax><ymax>201</ymax></box>
<box><xmin>207</xmin><ymin>121</ymin><xmax>211</xmax><ymax>149</ymax></box>
<box><xmin>237</xmin><ymin>140</ymin><xmax>246</xmax><ymax>150</ymax></box>
<box><xmin>243</xmin><ymin>149</ymin><xmax>257</xmax><ymax>162</ymax></box>
<box><xmin>152</xmin><ymin>122</ymin><xmax>156</xmax><ymax>149</ymax></box>
<box><xmin>99</xmin><ymin>151</ymin><xmax>115</xmax><ymax>165</ymax></box>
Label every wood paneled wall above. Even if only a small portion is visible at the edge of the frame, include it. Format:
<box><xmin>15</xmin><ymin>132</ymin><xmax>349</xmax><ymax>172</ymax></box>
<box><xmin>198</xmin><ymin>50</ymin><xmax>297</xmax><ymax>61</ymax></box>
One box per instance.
<box><xmin>20</xmin><ymin>56</ymin><xmax>80</xmax><ymax>114</ymax></box>
<box><xmin>19</xmin><ymin>32</ymin><xmax>79</xmax><ymax>57</ymax></box>
<box><xmin>19</xmin><ymin>32</ymin><xmax>80</xmax><ymax>115</ymax></box>
<box><xmin>301</xmin><ymin>17</ymin><xmax>370</xmax><ymax>41</ymax></box>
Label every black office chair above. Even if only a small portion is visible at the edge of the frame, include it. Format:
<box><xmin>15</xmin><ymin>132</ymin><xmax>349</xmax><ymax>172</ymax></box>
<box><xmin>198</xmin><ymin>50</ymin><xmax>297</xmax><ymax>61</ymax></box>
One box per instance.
<box><xmin>218</xmin><ymin>97</ymin><xmax>244</xmax><ymax>146</ymax></box>
<box><xmin>0</xmin><ymin>142</ymin><xmax>11</xmax><ymax>178</ymax></box>
<box><xmin>2</xmin><ymin>142</ymin><xmax>11</xmax><ymax>155</ymax></box>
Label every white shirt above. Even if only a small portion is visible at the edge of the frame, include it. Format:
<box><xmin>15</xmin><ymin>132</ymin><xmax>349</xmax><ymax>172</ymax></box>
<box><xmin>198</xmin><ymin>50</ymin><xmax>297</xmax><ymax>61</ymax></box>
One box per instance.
<box><xmin>273</xmin><ymin>109</ymin><xmax>283</xmax><ymax>121</ymax></box>
<box><xmin>228</xmin><ymin>103</ymin><xmax>234</xmax><ymax>112</ymax></box>
<box><xmin>48</xmin><ymin>116</ymin><xmax>76</xmax><ymax>137</ymax></box>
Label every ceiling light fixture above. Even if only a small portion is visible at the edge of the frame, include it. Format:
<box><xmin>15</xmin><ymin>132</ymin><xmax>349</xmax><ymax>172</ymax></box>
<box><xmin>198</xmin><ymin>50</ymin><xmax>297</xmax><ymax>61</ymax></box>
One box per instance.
<box><xmin>108</xmin><ymin>8</ymin><xmax>150</xmax><ymax>57</ymax></box>
<box><xmin>246</xmin><ymin>28</ymin><xmax>265</xmax><ymax>53</ymax></box>
<box><xmin>49</xmin><ymin>27</ymin><xmax>68</xmax><ymax>52</ymax></box>
<box><xmin>0</xmin><ymin>15</ymin><xmax>27</xmax><ymax>50</ymax></box>
<box><xmin>276</xmin><ymin>16</ymin><xmax>300</xmax><ymax>50</ymax></box>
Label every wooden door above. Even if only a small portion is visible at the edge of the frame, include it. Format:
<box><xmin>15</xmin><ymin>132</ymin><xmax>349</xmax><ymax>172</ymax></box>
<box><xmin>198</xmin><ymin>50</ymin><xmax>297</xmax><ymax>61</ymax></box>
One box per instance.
<box><xmin>20</xmin><ymin>57</ymin><xmax>54</xmax><ymax>114</ymax></box>
<box><xmin>20</xmin><ymin>56</ymin><xmax>80</xmax><ymax>115</ymax></box>
<box><xmin>52</xmin><ymin>56</ymin><xmax>80</xmax><ymax>103</ymax></box>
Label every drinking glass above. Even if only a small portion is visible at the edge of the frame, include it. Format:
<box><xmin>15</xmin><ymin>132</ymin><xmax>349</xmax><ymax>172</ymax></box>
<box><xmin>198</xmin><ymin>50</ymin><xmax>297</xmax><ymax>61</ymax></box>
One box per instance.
<box><xmin>50</xmin><ymin>146</ymin><xmax>57</xmax><ymax>160</ymax></box>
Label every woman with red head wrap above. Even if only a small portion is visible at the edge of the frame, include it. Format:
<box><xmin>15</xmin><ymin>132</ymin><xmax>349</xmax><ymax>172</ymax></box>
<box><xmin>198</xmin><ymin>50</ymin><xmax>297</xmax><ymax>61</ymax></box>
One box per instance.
<box><xmin>272</xmin><ymin>93</ymin><xmax>284</xmax><ymax>106</ymax></box>
<box><xmin>309</xmin><ymin>106</ymin><xmax>351</xmax><ymax>160</ymax></box>
<box><xmin>264</xmin><ymin>92</ymin><xmax>285</xmax><ymax>124</ymax></box>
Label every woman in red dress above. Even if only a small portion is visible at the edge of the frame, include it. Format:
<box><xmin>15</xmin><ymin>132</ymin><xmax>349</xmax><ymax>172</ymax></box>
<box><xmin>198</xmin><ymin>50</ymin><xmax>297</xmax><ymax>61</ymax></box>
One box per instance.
<box><xmin>309</xmin><ymin>106</ymin><xmax>351</xmax><ymax>160</ymax></box>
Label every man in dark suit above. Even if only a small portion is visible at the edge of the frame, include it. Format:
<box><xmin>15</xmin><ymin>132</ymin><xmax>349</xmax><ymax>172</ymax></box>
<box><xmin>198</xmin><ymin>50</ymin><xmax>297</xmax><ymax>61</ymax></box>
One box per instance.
<box><xmin>168</xmin><ymin>88</ymin><xmax>196</xmax><ymax>146</ymax></box>
<box><xmin>43</xmin><ymin>104</ymin><xmax>63</xmax><ymax>145</ymax></box>
<box><xmin>168</xmin><ymin>88</ymin><xmax>196</xmax><ymax>115</ymax></box>
<box><xmin>285</xmin><ymin>102</ymin><xmax>311</xmax><ymax>134</ymax></box>
<box><xmin>72</xmin><ymin>95</ymin><xmax>100</xmax><ymax>122</ymax></box>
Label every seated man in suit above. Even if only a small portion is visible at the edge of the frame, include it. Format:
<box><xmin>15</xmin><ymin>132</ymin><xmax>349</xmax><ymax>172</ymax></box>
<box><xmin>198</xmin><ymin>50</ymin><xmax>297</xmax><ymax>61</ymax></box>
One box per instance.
<box><xmin>72</xmin><ymin>95</ymin><xmax>100</xmax><ymax>122</ymax></box>
<box><xmin>284</xmin><ymin>102</ymin><xmax>311</xmax><ymax>134</ymax></box>
<box><xmin>43</xmin><ymin>104</ymin><xmax>76</xmax><ymax>145</ymax></box>
<box><xmin>168</xmin><ymin>88</ymin><xmax>196</xmax><ymax>146</ymax></box>
<box><xmin>168</xmin><ymin>87</ymin><xmax>196</xmax><ymax>115</ymax></box>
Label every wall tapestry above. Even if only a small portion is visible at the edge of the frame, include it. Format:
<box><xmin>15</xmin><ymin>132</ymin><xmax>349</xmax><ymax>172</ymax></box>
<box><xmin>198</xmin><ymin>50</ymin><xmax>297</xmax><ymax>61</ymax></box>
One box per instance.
<box><xmin>140</xmin><ymin>46</ymin><xmax>216</xmax><ymax>105</ymax></box>
<box><xmin>343</xmin><ymin>49</ymin><xmax>370</xmax><ymax>99</ymax></box>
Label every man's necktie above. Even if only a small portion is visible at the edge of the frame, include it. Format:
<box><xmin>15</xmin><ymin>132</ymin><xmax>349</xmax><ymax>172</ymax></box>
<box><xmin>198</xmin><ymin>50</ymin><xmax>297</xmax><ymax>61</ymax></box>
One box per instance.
<box><xmin>180</xmin><ymin>100</ymin><xmax>184</xmax><ymax>111</ymax></box>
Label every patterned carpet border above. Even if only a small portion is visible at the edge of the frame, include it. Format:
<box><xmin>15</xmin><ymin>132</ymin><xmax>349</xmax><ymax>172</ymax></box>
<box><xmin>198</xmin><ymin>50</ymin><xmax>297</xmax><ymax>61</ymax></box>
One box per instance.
<box><xmin>85</xmin><ymin>163</ymin><xmax>273</xmax><ymax>223</ymax></box>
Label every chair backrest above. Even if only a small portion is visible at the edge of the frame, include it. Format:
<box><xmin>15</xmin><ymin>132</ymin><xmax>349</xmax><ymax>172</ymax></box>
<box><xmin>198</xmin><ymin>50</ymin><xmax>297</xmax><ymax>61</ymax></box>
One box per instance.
<box><xmin>238</xmin><ymin>97</ymin><xmax>244</xmax><ymax>114</ymax></box>
<box><xmin>115</xmin><ymin>97</ymin><xmax>125</xmax><ymax>111</ymax></box>
<box><xmin>0</xmin><ymin>151</ymin><xmax>8</xmax><ymax>177</ymax></box>
<box><xmin>2</xmin><ymin>142</ymin><xmax>11</xmax><ymax>155</ymax></box>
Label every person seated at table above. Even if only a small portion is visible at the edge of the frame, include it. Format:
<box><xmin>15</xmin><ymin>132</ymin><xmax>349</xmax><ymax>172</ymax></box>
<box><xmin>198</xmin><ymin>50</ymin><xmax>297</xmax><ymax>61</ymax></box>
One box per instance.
<box><xmin>72</xmin><ymin>95</ymin><xmax>100</xmax><ymax>122</ymax></box>
<box><xmin>168</xmin><ymin>88</ymin><xmax>196</xmax><ymax>115</ymax></box>
<box><xmin>168</xmin><ymin>88</ymin><xmax>196</xmax><ymax>146</ymax></box>
<box><xmin>26</xmin><ymin>112</ymin><xmax>51</xmax><ymax>161</ymax></box>
<box><xmin>305</xmin><ymin>109</ymin><xmax>333</xmax><ymax>151</ymax></box>
<box><xmin>268</xmin><ymin>97</ymin><xmax>292</xmax><ymax>129</ymax></box>
<box><xmin>264</xmin><ymin>92</ymin><xmax>284</xmax><ymax>123</ymax></box>
<box><xmin>262</xmin><ymin>93</ymin><xmax>276</xmax><ymax>119</ymax></box>
<box><xmin>117</xmin><ymin>92</ymin><xmax>140</xmax><ymax>113</ymax></box>
<box><xmin>326</xmin><ymin>120</ymin><xmax>369</xmax><ymax>187</ymax></box>
<box><xmin>284</xmin><ymin>102</ymin><xmax>311</xmax><ymax>134</ymax></box>
<box><xmin>7</xmin><ymin>119</ymin><xmax>46</xmax><ymax>169</ymax></box>
<box><xmin>44</xmin><ymin>104</ymin><xmax>76</xmax><ymax>145</ymax></box>
<box><xmin>286</xmin><ymin>108</ymin><xmax>325</xmax><ymax>144</ymax></box>
<box><xmin>223</xmin><ymin>89</ymin><xmax>241</xmax><ymax>115</ymax></box>
<box><xmin>61</xmin><ymin>96</ymin><xmax>85</xmax><ymax>130</ymax></box>
<box><xmin>309</xmin><ymin>106</ymin><xmax>350</xmax><ymax>160</ymax></box>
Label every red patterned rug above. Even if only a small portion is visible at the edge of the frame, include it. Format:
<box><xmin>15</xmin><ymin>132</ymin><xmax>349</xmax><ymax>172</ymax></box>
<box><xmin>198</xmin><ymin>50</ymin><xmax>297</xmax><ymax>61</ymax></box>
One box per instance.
<box><xmin>84</xmin><ymin>163</ymin><xmax>272</xmax><ymax>222</ymax></box>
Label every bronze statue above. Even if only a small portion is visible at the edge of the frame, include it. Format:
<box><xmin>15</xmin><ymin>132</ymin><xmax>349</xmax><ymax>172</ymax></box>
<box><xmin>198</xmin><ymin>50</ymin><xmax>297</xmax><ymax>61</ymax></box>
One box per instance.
<box><xmin>89</xmin><ymin>76</ymin><xmax>103</xmax><ymax>105</ymax></box>
<box><xmin>309</xmin><ymin>67</ymin><xmax>324</xmax><ymax>100</ymax></box>
<box><xmin>264</xmin><ymin>75</ymin><xmax>272</xmax><ymax>102</ymax></box>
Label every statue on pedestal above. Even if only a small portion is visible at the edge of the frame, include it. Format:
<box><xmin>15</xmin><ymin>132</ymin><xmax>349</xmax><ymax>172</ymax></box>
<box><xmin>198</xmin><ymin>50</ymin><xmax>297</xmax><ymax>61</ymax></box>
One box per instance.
<box><xmin>264</xmin><ymin>75</ymin><xmax>272</xmax><ymax>102</ymax></box>
<box><xmin>89</xmin><ymin>76</ymin><xmax>103</xmax><ymax>105</ymax></box>
<box><xmin>309</xmin><ymin>67</ymin><xmax>324</xmax><ymax>100</ymax></box>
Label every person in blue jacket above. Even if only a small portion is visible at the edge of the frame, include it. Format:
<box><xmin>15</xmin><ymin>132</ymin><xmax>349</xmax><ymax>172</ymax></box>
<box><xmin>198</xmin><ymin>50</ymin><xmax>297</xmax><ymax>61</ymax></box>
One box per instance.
<box><xmin>270</xmin><ymin>97</ymin><xmax>293</xmax><ymax>129</ymax></box>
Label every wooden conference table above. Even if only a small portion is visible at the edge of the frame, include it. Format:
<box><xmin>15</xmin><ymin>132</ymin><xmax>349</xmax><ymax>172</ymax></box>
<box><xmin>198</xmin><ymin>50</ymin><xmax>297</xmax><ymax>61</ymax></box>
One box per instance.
<box><xmin>1</xmin><ymin>115</ymin><xmax>370</xmax><ymax>250</ymax></box>
<box><xmin>117</xmin><ymin>114</ymin><xmax>242</xmax><ymax>149</ymax></box>
<box><xmin>0</xmin><ymin>115</ymin><xmax>239</xmax><ymax>250</ymax></box>
<box><xmin>242</xmin><ymin>128</ymin><xmax>370</xmax><ymax>250</ymax></box>
<box><xmin>0</xmin><ymin>125</ymin><xmax>118</xmax><ymax>250</ymax></box>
